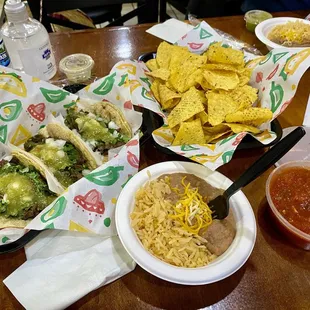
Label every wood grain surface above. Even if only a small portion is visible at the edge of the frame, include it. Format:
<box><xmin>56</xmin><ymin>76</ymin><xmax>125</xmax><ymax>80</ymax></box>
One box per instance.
<box><xmin>1</xmin><ymin>11</ymin><xmax>309</xmax><ymax>310</ymax></box>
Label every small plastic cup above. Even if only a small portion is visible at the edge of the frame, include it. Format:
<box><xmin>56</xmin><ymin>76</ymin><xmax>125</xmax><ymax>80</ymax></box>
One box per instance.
<box><xmin>266</xmin><ymin>161</ymin><xmax>310</xmax><ymax>250</ymax></box>
<box><xmin>59</xmin><ymin>54</ymin><xmax>94</xmax><ymax>83</ymax></box>
<box><xmin>244</xmin><ymin>10</ymin><xmax>273</xmax><ymax>32</ymax></box>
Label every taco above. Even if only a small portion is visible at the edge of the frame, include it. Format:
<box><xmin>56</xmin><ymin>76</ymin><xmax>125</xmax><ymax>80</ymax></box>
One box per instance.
<box><xmin>64</xmin><ymin>100</ymin><xmax>132</xmax><ymax>159</ymax></box>
<box><xmin>24</xmin><ymin>123</ymin><xmax>98</xmax><ymax>188</ymax></box>
<box><xmin>0</xmin><ymin>150</ymin><xmax>60</xmax><ymax>228</ymax></box>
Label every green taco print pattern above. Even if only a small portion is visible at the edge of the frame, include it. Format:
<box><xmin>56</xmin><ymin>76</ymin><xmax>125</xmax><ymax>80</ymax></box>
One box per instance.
<box><xmin>199</xmin><ymin>28</ymin><xmax>213</xmax><ymax>39</ymax></box>
<box><xmin>259</xmin><ymin>52</ymin><xmax>272</xmax><ymax>65</ymax></box>
<box><xmin>141</xmin><ymin>87</ymin><xmax>155</xmax><ymax>101</ymax></box>
<box><xmin>272</xmin><ymin>52</ymin><xmax>289</xmax><ymax>63</ymax></box>
<box><xmin>41</xmin><ymin>197</ymin><xmax>67</xmax><ymax>223</ymax></box>
<box><xmin>0</xmin><ymin>100</ymin><xmax>22</xmax><ymax>122</ymax></box>
<box><xmin>181</xmin><ymin>144</ymin><xmax>200</xmax><ymax>151</ymax></box>
<box><xmin>222</xmin><ymin>150</ymin><xmax>234</xmax><ymax>164</ymax></box>
<box><xmin>270</xmin><ymin>81</ymin><xmax>284</xmax><ymax>112</ymax></box>
<box><xmin>140</xmin><ymin>77</ymin><xmax>151</xmax><ymax>88</ymax></box>
<box><xmin>104</xmin><ymin>217</ymin><xmax>111</xmax><ymax>227</ymax></box>
<box><xmin>85</xmin><ymin>166</ymin><xmax>124</xmax><ymax>186</ymax></box>
<box><xmin>40</xmin><ymin>88</ymin><xmax>70</xmax><ymax>103</ymax></box>
<box><xmin>93</xmin><ymin>72</ymin><xmax>116</xmax><ymax>95</ymax></box>
<box><xmin>118</xmin><ymin>74</ymin><xmax>128</xmax><ymax>86</ymax></box>
<box><xmin>0</xmin><ymin>125</ymin><xmax>7</xmax><ymax>143</ymax></box>
<box><xmin>219</xmin><ymin>134</ymin><xmax>238</xmax><ymax>145</ymax></box>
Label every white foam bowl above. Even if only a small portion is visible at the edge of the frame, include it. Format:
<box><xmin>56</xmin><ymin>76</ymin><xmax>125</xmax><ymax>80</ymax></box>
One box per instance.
<box><xmin>116</xmin><ymin>161</ymin><xmax>257</xmax><ymax>285</ymax></box>
<box><xmin>255</xmin><ymin>17</ymin><xmax>310</xmax><ymax>51</ymax></box>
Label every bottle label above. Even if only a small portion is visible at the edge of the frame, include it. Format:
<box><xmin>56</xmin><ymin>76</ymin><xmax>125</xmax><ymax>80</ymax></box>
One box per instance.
<box><xmin>18</xmin><ymin>39</ymin><xmax>56</xmax><ymax>80</ymax></box>
<box><xmin>0</xmin><ymin>39</ymin><xmax>10</xmax><ymax>67</ymax></box>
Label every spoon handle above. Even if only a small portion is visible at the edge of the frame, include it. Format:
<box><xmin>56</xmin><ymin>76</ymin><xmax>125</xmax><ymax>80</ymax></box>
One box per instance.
<box><xmin>225</xmin><ymin>126</ymin><xmax>306</xmax><ymax>199</ymax></box>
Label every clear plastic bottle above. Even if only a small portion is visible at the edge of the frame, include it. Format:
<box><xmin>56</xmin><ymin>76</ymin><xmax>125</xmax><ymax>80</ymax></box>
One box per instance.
<box><xmin>1</xmin><ymin>0</ymin><xmax>56</xmax><ymax>80</ymax></box>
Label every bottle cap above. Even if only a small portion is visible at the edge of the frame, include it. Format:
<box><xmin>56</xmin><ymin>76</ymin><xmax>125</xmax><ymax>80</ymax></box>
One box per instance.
<box><xmin>59</xmin><ymin>54</ymin><xmax>94</xmax><ymax>83</ymax></box>
<box><xmin>5</xmin><ymin>0</ymin><xmax>29</xmax><ymax>23</ymax></box>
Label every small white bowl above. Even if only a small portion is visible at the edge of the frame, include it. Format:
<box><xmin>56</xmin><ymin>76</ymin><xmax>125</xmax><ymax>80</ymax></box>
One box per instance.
<box><xmin>116</xmin><ymin>161</ymin><xmax>256</xmax><ymax>285</ymax></box>
<box><xmin>255</xmin><ymin>17</ymin><xmax>310</xmax><ymax>51</ymax></box>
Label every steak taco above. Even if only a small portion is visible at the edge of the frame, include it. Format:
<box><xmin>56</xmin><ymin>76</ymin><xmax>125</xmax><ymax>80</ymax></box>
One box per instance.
<box><xmin>0</xmin><ymin>149</ymin><xmax>60</xmax><ymax>228</ymax></box>
<box><xmin>64</xmin><ymin>100</ymin><xmax>132</xmax><ymax>160</ymax></box>
<box><xmin>24</xmin><ymin>123</ymin><xmax>98</xmax><ymax>188</ymax></box>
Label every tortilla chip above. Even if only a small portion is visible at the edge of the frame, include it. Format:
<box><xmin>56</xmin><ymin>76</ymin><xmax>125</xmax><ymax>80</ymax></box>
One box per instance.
<box><xmin>168</xmin><ymin>87</ymin><xmax>206</xmax><ymax>128</ymax></box>
<box><xmin>203</xmin><ymin>63</ymin><xmax>242</xmax><ymax>72</ymax></box>
<box><xmin>150</xmin><ymin>79</ymin><xmax>162</xmax><ymax>102</ymax></box>
<box><xmin>156</xmin><ymin>41</ymin><xmax>174</xmax><ymax>69</ymax></box>
<box><xmin>238</xmin><ymin>68</ymin><xmax>252</xmax><ymax>86</ymax></box>
<box><xmin>224</xmin><ymin>123</ymin><xmax>261</xmax><ymax>134</ymax></box>
<box><xmin>172</xmin><ymin>119</ymin><xmax>205</xmax><ymax>146</ymax></box>
<box><xmin>169</xmin><ymin>47</ymin><xmax>191</xmax><ymax>70</ymax></box>
<box><xmin>225</xmin><ymin>107</ymin><xmax>273</xmax><ymax>126</ymax></box>
<box><xmin>206</xmin><ymin>92</ymin><xmax>239</xmax><ymax>126</ymax></box>
<box><xmin>185</xmin><ymin>68</ymin><xmax>203</xmax><ymax>90</ymax></box>
<box><xmin>146</xmin><ymin>68</ymin><xmax>170</xmax><ymax>81</ymax></box>
<box><xmin>145</xmin><ymin>58</ymin><xmax>159</xmax><ymax>71</ymax></box>
<box><xmin>203</xmin><ymin>70</ymin><xmax>239</xmax><ymax>90</ymax></box>
<box><xmin>168</xmin><ymin>54</ymin><xmax>207</xmax><ymax>93</ymax></box>
<box><xmin>158</xmin><ymin>84</ymin><xmax>181</xmax><ymax>110</ymax></box>
<box><xmin>219</xmin><ymin>85</ymin><xmax>258</xmax><ymax>110</ymax></box>
<box><xmin>196</xmin><ymin>75</ymin><xmax>213</xmax><ymax>90</ymax></box>
<box><xmin>206</xmin><ymin>43</ymin><xmax>244</xmax><ymax>66</ymax></box>
<box><xmin>197</xmin><ymin>111</ymin><xmax>209</xmax><ymax>125</ymax></box>
<box><xmin>203</xmin><ymin>124</ymin><xmax>231</xmax><ymax>143</ymax></box>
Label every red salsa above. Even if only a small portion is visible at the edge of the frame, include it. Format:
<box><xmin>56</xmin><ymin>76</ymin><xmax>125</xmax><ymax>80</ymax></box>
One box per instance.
<box><xmin>270</xmin><ymin>167</ymin><xmax>310</xmax><ymax>235</ymax></box>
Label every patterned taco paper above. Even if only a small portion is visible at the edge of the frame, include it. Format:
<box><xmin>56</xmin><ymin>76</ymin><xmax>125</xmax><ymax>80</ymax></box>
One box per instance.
<box><xmin>146</xmin><ymin>22</ymin><xmax>310</xmax><ymax>170</ymax></box>
<box><xmin>0</xmin><ymin>66</ymin><xmax>141</xmax><ymax>244</ymax></box>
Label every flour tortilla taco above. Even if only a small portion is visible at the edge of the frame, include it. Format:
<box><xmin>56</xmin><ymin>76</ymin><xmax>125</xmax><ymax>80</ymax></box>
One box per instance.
<box><xmin>64</xmin><ymin>100</ymin><xmax>132</xmax><ymax>160</ymax></box>
<box><xmin>24</xmin><ymin>123</ymin><xmax>98</xmax><ymax>188</ymax></box>
<box><xmin>0</xmin><ymin>149</ymin><xmax>61</xmax><ymax>228</ymax></box>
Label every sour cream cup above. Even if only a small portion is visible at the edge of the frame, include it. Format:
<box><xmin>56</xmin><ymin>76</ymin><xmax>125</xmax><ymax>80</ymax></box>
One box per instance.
<box><xmin>266</xmin><ymin>161</ymin><xmax>310</xmax><ymax>250</ymax></box>
<box><xmin>59</xmin><ymin>53</ymin><xmax>94</xmax><ymax>83</ymax></box>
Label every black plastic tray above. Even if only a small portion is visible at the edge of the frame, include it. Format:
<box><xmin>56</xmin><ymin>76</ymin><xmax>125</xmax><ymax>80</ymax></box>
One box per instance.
<box><xmin>139</xmin><ymin>51</ymin><xmax>283</xmax><ymax>153</ymax></box>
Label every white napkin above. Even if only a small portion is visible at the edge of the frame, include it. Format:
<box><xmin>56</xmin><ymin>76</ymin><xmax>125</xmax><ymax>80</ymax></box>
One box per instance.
<box><xmin>146</xmin><ymin>18</ymin><xmax>194</xmax><ymax>43</ymax></box>
<box><xmin>4</xmin><ymin>230</ymin><xmax>136</xmax><ymax>310</ymax></box>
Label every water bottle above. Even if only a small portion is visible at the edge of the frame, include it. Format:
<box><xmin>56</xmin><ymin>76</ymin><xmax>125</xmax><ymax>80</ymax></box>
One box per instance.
<box><xmin>1</xmin><ymin>0</ymin><xmax>56</xmax><ymax>80</ymax></box>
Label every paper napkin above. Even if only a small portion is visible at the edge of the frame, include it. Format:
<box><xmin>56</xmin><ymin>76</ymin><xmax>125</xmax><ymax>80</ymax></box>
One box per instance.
<box><xmin>4</xmin><ymin>230</ymin><xmax>136</xmax><ymax>310</ymax></box>
<box><xmin>146</xmin><ymin>18</ymin><xmax>194</xmax><ymax>43</ymax></box>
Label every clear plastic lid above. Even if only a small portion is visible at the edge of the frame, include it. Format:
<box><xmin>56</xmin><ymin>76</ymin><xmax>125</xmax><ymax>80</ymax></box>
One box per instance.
<box><xmin>59</xmin><ymin>54</ymin><xmax>94</xmax><ymax>83</ymax></box>
<box><xmin>244</xmin><ymin>10</ymin><xmax>273</xmax><ymax>25</ymax></box>
<box><xmin>59</xmin><ymin>54</ymin><xmax>94</xmax><ymax>75</ymax></box>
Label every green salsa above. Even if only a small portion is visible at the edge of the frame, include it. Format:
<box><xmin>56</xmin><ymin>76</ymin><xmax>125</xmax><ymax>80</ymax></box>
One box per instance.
<box><xmin>75</xmin><ymin>116</ymin><xmax>119</xmax><ymax>144</ymax></box>
<box><xmin>24</xmin><ymin>136</ymin><xmax>89</xmax><ymax>188</ymax></box>
<box><xmin>0</xmin><ymin>162</ymin><xmax>57</xmax><ymax>219</ymax></box>
<box><xmin>30</xmin><ymin>144</ymin><xmax>71</xmax><ymax>171</ymax></box>
<box><xmin>65</xmin><ymin>107</ymin><xmax>129</xmax><ymax>153</ymax></box>
<box><xmin>244</xmin><ymin>10</ymin><xmax>273</xmax><ymax>32</ymax></box>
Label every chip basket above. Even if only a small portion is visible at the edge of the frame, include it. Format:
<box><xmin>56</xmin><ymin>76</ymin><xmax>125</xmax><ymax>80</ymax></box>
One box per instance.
<box><xmin>138</xmin><ymin>52</ymin><xmax>283</xmax><ymax>154</ymax></box>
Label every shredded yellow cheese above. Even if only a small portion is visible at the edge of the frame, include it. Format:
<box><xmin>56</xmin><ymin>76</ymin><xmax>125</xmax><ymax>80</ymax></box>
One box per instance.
<box><xmin>268</xmin><ymin>21</ymin><xmax>310</xmax><ymax>47</ymax></box>
<box><xmin>168</xmin><ymin>176</ymin><xmax>213</xmax><ymax>234</ymax></box>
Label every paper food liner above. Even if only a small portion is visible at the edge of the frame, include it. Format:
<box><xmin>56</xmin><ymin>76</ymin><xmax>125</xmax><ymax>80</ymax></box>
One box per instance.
<box><xmin>143</xmin><ymin>21</ymin><xmax>310</xmax><ymax>170</ymax></box>
<box><xmin>0</xmin><ymin>66</ymin><xmax>142</xmax><ymax>244</ymax></box>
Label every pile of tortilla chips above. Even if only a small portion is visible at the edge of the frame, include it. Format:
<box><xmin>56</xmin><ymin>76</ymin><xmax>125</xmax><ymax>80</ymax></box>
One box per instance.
<box><xmin>146</xmin><ymin>42</ymin><xmax>273</xmax><ymax>145</ymax></box>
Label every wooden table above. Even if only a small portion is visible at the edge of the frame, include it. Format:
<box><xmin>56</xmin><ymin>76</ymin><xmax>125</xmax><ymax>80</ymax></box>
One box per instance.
<box><xmin>1</xmin><ymin>11</ymin><xmax>309</xmax><ymax>310</ymax></box>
